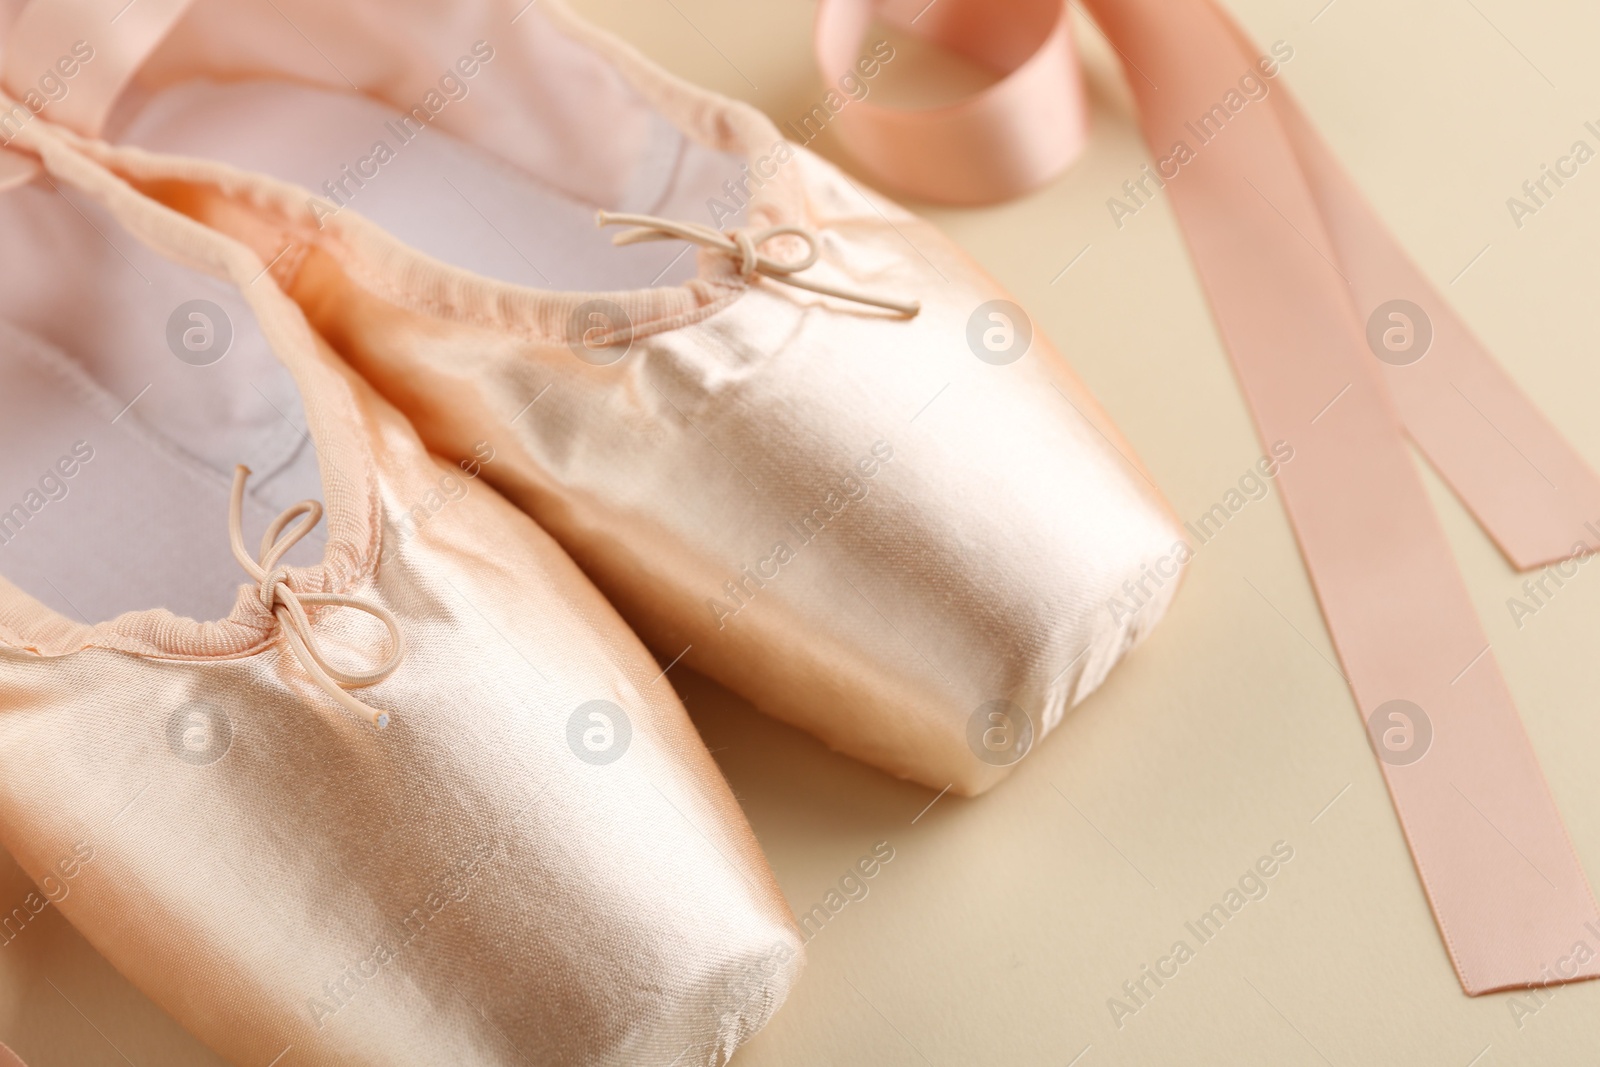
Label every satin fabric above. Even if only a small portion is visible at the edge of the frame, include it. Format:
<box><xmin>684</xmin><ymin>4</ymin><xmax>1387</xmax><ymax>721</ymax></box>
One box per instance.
<box><xmin>1084</xmin><ymin>0</ymin><xmax>1600</xmax><ymax>995</ymax></box>
<box><xmin>34</xmin><ymin>0</ymin><xmax>1183</xmax><ymax>795</ymax></box>
<box><xmin>814</xmin><ymin>0</ymin><xmax>1089</xmax><ymax>203</ymax></box>
<box><xmin>121</xmin><ymin>153</ymin><xmax>1181</xmax><ymax>798</ymax></box>
<box><xmin>0</xmin><ymin>108</ymin><xmax>801</xmax><ymax>1065</ymax></box>
<box><xmin>811</xmin><ymin>0</ymin><xmax>1600</xmax><ymax>996</ymax></box>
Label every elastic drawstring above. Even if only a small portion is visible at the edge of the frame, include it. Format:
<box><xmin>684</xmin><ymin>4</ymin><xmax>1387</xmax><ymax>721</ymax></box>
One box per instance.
<box><xmin>595</xmin><ymin>210</ymin><xmax>921</xmax><ymax>317</ymax></box>
<box><xmin>229</xmin><ymin>466</ymin><xmax>403</xmax><ymax>728</ymax></box>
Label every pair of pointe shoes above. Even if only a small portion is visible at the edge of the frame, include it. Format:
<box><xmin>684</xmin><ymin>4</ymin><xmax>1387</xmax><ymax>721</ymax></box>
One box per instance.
<box><xmin>0</xmin><ymin>0</ymin><xmax>1179</xmax><ymax>1062</ymax></box>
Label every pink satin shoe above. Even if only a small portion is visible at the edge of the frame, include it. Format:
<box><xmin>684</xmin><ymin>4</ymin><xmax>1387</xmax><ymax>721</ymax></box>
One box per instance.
<box><xmin>5</xmin><ymin>0</ymin><xmax>1181</xmax><ymax>796</ymax></box>
<box><xmin>0</xmin><ymin>96</ymin><xmax>799</xmax><ymax>1065</ymax></box>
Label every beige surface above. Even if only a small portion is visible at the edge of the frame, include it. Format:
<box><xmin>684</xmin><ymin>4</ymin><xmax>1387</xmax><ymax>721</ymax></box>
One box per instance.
<box><xmin>8</xmin><ymin>0</ymin><xmax>1600</xmax><ymax>1063</ymax></box>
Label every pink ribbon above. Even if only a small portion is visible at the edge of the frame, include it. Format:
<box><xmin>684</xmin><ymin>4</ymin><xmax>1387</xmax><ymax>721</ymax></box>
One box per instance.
<box><xmin>3</xmin><ymin>0</ymin><xmax>1596</xmax><ymax>999</ymax></box>
<box><xmin>818</xmin><ymin>0</ymin><xmax>1600</xmax><ymax>996</ymax></box>
<box><xmin>0</xmin><ymin>0</ymin><xmax>194</xmax><ymax>190</ymax></box>
<box><xmin>2</xmin><ymin>0</ymin><xmax>193</xmax><ymax>137</ymax></box>
<box><xmin>815</xmin><ymin>0</ymin><xmax>1089</xmax><ymax>203</ymax></box>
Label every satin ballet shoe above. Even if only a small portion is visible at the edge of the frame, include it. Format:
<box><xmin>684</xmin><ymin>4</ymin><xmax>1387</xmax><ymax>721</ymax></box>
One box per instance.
<box><xmin>0</xmin><ymin>106</ymin><xmax>799</xmax><ymax>1065</ymax></box>
<box><xmin>17</xmin><ymin>0</ymin><xmax>1182</xmax><ymax>795</ymax></box>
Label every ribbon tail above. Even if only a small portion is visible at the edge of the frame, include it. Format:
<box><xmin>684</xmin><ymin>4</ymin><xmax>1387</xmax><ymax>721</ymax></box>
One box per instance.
<box><xmin>1249</xmin><ymin>24</ymin><xmax>1600</xmax><ymax>571</ymax></box>
<box><xmin>1081</xmin><ymin>0</ymin><xmax>1600</xmax><ymax>996</ymax></box>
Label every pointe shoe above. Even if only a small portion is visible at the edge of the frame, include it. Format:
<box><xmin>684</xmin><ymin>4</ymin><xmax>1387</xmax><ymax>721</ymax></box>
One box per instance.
<box><xmin>0</xmin><ymin>102</ymin><xmax>799</xmax><ymax>1065</ymax></box>
<box><xmin>12</xmin><ymin>0</ymin><xmax>1182</xmax><ymax>795</ymax></box>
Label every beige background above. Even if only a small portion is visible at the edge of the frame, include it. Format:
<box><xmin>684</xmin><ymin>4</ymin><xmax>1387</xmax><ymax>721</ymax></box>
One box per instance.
<box><xmin>7</xmin><ymin>0</ymin><xmax>1600</xmax><ymax>1063</ymax></box>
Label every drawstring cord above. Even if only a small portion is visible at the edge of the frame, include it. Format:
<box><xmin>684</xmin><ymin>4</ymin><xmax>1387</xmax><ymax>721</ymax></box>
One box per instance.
<box><xmin>595</xmin><ymin>211</ymin><xmax>921</xmax><ymax>318</ymax></box>
<box><xmin>229</xmin><ymin>466</ymin><xmax>403</xmax><ymax>728</ymax></box>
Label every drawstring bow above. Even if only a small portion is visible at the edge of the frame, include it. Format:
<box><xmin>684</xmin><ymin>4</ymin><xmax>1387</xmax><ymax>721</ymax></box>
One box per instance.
<box><xmin>229</xmin><ymin>466</ymin><xmax>403</xmax><ymax>727</ymax></box>
<box><xmin>596</xmin><ymin>210</ymin><xmax>921</xmax><ymax>317</ymax></box>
